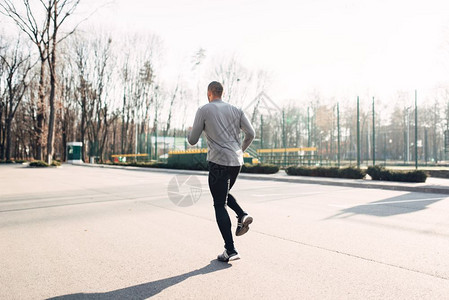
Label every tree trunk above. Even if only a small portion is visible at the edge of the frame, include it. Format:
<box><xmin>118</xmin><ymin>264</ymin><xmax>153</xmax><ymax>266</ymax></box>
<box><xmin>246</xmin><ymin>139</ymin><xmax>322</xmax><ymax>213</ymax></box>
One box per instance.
<box><xmin>81</xmin><ymin>99</ymin><xmax>86</xmax><ymax>162</ymax></box>
<box><xmin>46</xmin><ymin>1</ymin><xmax>58</xmax><ymax>164</ymax></box>
<box><xmin>5</xmin><ymin>117</ymin><xmax>12</xmax><ymax>161</ymax></box>
<box><xmin>0</xmin><ymin>102</ymin><xmax>4</xmax><ymax>160</ymax></box>
<box><xmin>121</xmin><ymin>93</ymin><xmax>126</xmax><ymax>154</ymax></box>
<box><xmin>112</xmin><ymin>119</ymin><xmax>116</xmax><ymax>155</ymax></box>
<box><xmin>99</xmin><ymin>110</ymin><xmax>110</xmax><ymax>163</ymax></box>
<box><xmin>36</xmin><ymin>61</ymin><xmax>46</xmax><ymax>161</ymax></box>
<box><xmin>47</xmin><ymin>68</ymin><xmax>56</xmax><ymax>164</ymax></box>
<box><xmin>99</xmin><ymin>129</ymin><xmax>108</xmax><ymax>162</ymax></box>
<box><xmin>62</xmin><ymin>116</ymin><xmax>67</xmax><ymax>162</ymax></box>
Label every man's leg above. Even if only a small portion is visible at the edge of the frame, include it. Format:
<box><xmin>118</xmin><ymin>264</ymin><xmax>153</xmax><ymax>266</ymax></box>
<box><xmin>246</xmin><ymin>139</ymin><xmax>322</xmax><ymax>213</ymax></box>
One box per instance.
<box><xmin>226</xmin><ymin>165</ymin><xmax>253</xmax><ymax>237</ymax></box>
<box><xmin>208</xmin><ymin>162</ymin><xmax>235</xmax><ymax>253</ymax></box>
<box><xmin>226</xmin><ymin>165</ymin><xmax>246</xmax><ymax>218</ymax></box>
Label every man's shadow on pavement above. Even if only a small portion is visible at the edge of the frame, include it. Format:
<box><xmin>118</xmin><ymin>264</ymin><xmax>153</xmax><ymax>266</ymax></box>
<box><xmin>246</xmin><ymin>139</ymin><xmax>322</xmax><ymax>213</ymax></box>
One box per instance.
<box><xmin>47</xmin><ymin>260</ymin><xmax>231</xmax><ymax>300</ymax></box>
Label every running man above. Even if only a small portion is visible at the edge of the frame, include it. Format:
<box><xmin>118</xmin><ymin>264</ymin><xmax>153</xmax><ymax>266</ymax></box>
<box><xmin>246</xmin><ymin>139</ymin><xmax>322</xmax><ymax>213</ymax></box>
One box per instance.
<box><xmin>188</xmin><ymin>81</ymin><xmax>255</xmax><ymax>262</ymax></box>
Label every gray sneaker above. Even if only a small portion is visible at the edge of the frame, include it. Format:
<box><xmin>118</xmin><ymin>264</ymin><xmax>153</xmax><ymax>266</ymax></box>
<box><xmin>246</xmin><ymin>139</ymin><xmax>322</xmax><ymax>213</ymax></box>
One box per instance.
<box><xmin>217</xmin><ymin>249</ymin><xmax>240</xmax><ymax>262</ymax></box>
<box><xmin>236</xmin><ymin>214</ymin><xmax>253</xmax><ymax>236</ymax></box>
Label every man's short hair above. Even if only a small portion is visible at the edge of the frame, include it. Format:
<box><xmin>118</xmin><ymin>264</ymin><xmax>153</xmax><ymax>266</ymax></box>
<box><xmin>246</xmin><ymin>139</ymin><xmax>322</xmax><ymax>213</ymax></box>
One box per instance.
<box><xmin>208</xmin><ymin>81</ymin><xmax>223</xmax><ymax>97</ymax></box>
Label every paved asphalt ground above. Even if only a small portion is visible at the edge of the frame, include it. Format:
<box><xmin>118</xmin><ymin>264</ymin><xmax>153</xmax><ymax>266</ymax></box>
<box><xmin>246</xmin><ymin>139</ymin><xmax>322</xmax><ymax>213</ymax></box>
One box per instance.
<box><xmin>1</xmin><ymin>164</ymin><xmax>449</xmax><ymax>299</ymax></box>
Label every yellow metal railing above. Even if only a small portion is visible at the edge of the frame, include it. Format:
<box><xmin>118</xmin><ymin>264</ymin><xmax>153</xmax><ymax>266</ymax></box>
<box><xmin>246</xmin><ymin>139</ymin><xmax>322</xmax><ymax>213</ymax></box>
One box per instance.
<box><xmin>111</xmin><ymin>153</ymin><xmax>149</xmax><ymax>158</ymax></box>
<box><xmin>257</xmin><ymin>147</ymin><xmax>317</xmax><ymax>153</ymax></box>
<box><xmin>168</xmin><ymin>149</ymin><xmax>208</xmax><ymax>155</ymax></box>
<box><xmin>168</xmin><ymin>148</ymin><xmax>251</xmax><ymax>157</ymax></box>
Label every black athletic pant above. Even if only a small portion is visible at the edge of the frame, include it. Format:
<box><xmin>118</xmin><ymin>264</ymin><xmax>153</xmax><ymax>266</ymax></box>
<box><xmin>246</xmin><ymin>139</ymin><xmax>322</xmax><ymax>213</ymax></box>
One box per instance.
<box><xmin>208</xmin><ymin>161</ymin><xmax>246</xmax><ymax>253</ymax></box>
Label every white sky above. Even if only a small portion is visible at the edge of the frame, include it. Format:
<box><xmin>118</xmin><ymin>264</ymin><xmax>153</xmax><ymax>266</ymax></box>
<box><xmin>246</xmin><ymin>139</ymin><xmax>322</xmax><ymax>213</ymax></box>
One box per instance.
<box><xmin>5</xmin><ymin>0</ymin><xmax>449</xmax><ymax>106</ymax></box>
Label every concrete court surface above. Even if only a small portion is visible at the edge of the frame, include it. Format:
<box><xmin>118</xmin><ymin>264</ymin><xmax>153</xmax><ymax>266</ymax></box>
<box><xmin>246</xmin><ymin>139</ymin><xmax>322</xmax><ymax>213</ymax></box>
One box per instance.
<box><xmin>0</xmin><ymin>163</ymin><xmax>449</xmax><ymax>299</ymax></box>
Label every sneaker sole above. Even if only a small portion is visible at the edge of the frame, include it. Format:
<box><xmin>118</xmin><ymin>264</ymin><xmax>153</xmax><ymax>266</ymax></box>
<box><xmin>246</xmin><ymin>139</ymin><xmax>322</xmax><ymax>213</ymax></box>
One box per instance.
<box><xmin>228</xmin><ymin>254</ymin><xmax>241</xmax><ymax>261</ymax></box>
<box><xmin>217</xmin><ymin>254</ymin><xmax>241</xmax><ymax>262</ymax></box>
<box><xmin>236</xmin><ymin>216</ymin><xmax>253</xmax><ymax>236</ymax></box>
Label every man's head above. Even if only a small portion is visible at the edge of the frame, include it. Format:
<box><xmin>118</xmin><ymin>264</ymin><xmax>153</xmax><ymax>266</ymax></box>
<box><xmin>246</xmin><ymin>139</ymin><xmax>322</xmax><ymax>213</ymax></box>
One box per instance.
<box><xmin>207</xmin><ymin>81</ymin><xmax>223</xmax><ymax>102</ymax></box>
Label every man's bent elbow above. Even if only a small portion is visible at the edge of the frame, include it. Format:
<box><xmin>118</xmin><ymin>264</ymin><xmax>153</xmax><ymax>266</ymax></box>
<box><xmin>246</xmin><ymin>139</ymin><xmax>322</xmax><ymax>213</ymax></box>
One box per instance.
<box><xmin>247</xmin><ymin>131</ymin><xmax>255</xmax><ymax>142</ymax></box>
<box><xmin>188</xmin><ymin>135</ymin><xmax>198</xmax><ymax>145</ymax></box>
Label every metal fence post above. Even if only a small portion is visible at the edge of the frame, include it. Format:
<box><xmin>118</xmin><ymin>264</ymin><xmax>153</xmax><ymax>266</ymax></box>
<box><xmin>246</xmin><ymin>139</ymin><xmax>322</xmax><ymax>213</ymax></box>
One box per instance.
<box><xmin>337</xmin><ymin>102</ymin><xmax>340</xmax><ymax>167</ymax></box>
<box><xmin>415</xmin><ymin>90</ymin><xmax>418</xmax><ymax>169</ymax></box>
<box><xmin>357</xmin><ymin>96</ymin><xmax>361</xmax><ymax>168</ymax></box>
<box><xmin>372</xmin><ymin>97</ymin><xmax>375</xmax><ymax>166</ymax></box>
<box><xmin>260</xmin><ymin>115</ymin><xmax>264</xmax><ymax>149</ymax></box>
<box><xmin>282</xmin><ymin>110</ymin><xmax>286</xmax><ymax>166</ymax></box>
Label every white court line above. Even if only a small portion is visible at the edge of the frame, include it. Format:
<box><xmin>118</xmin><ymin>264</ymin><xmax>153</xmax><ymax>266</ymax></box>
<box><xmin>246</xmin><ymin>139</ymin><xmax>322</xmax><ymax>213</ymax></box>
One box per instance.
<box><xmin>329</xmin><ymin>197</ymin><xmax>447</xmax><ymax>208</ymax></box>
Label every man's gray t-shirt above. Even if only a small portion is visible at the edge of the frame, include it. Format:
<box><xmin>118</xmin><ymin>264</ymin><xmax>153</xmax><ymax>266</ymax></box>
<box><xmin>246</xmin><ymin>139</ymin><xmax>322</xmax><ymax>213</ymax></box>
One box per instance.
<box><xmin>188</xmin><ymin>99</ymin><xmax>255</xmax><ymax>166</ymax></box>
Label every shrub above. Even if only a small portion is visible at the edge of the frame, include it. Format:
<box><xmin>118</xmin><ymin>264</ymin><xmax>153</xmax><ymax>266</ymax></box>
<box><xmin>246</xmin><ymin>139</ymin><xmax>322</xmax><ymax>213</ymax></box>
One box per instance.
<box><xmin>108</xmin><ymin>161</ymin><xmax>207</xmax><ymax>170</ymax></box>
<box><xmin>14</xmin><ymin>159</ymin><xmax>27</xmax><ymax>164</ymax></box>
<box><xmin>285</xmin><ymin>166</ymin><xmax>365</xmax><ymax>179</ymax></box>
<box><xmin>241</xmin><ymin>163</ymin><xmax>279</xmax><ymax>174</ymax></box>
<box><xmin>339</xmin><ymin>167</ymin><xmax>366</xmax><ymax>179</ymax></box>
<box><xmin>51</xmin><ymin>160</ymin><xmax>61</xmax><ymax>167</ymax></box>
<box><xmin>426</xmin><ymin>170</ymin><xmax>449</xmax><ymax>179</ymax></box>
<box><xmin>0</xmin><ymin>159</ymin><xmax>14</xmax><ymax>164</ymax></box>
<box><xmin>166</xmin><ymin>162</ymin><xmax>208</xmax><ymax>171</ymax></box>
<box><xmin>29</xmin><ymin>160</ymin><xmax>49</xmax><ymax>167</ymax></box>
<box><xmin>366</xmin><ymin>165</ymin><xmax>383</xmax><ymax>180</ymax></box>
<box><xmin>106</xmin><ymin>161</ymin><xmax>279</xmax><ymax>174</ymax></box>
<box><xmin>366</xmin><ymin>166</ymin><xmax>427</xmax><ymax>183</ymax></box>
<box><xmin>146</xmin><ymin>162</ymin><xmax>170</xmax><ymax>168</ymax></box>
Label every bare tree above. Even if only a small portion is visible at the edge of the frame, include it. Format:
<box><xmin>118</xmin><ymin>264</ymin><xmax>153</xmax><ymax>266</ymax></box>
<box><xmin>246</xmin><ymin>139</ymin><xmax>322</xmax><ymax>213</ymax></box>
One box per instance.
<box><xmin>249</xmin><ymin>70</ymin><xmax>271</xmax><ymax>123</ymax></box>
<box><xmin>59</xmin><ymin>67</ymin><xmax>75</xmax><ymax>161</ymax></box>
<box><xmin>117</xmin><ymin>35</ymin><xmax>159</xmax><ymax>157</ymax></box>
<box><xmin>1</xmin><ymin>0</ymin><xmax>81</xmax><ymax>163</ymax></box>
<box><xmin>165</xmin><ymin>81</ymin><xmax>179</xmax><ymax>136</ymax></box>
<box><xmin>212</xmin><ymin>56</ymin><xmax>252</xmax><ymax>106</ymax></box>
<box><xmin>191</xmin><ymin>48</ymin><xmax>206</xmax><ymax>106</ymax></box>
<box><xmin>72</xmin><ymin>36</ymin><xmax>95</xmax><ymax>162</ymax></box>
<box><xmin>0</xmin><ymin>38</ymin><xmax>34</xmax><ymax>161</ymax></box>
<box><xmin>46</xmin><ymin>0</ymin><xmax>82</xmax><ymax>164</ymax></box>
<box><xmin>1</xmin><ymin>1</ymin><xmax>50</xmax><ymax>160</ymax></box>
<box><xmin>137</xmin><ymin>59</ymin><xmax>154</xmax><ymax>155</ymax></box>
<box><xmin>79</xmin><ymin>35</ymin><xmax>114</xmax><ymax>162</ymax></box>
<box><xmin>0</xmin><ymin>36</ymin><xmax>5</xmax><ymax>160</ymax></box>
<box><xmin>95</xmin><ymin>37</ymin><xmax>114</xmax><ymax>162</ymax></box>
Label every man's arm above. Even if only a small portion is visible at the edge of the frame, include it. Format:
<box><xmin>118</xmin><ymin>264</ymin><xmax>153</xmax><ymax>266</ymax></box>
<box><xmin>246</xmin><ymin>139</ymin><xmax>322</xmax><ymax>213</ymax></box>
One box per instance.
<box><xmin>188</xmin><ymin>108</ymin><xmax>205</xmax><ymax>145</ymax></box>
<box><xmin>240</xmin><ymin>111</ymin><xmax>255</xmax><ymax>152</ymax></box>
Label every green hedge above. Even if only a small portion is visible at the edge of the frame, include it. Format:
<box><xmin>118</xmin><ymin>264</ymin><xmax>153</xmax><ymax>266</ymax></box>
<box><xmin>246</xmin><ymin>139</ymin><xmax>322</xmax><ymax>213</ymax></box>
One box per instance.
<box><xmin>166</xmin><ymin>162</ymin><xmax>208</xmax><ymax>171</ymax></box>
<box><xmin>14</xmin><ymin>159</ymin><xmax>27</xmax><ymax>164</ymax></box>
<box><xmin>108</xmin><ymin>161</ymin><xmax>279</xmax><ymax>174</ymax></box>
<box><xmin>51</xmin><ymin>160</ymin><xmax>61</xmax><ymax>167</ymax></box>
<box><xmin>366</xmin><ymin>166</ymin><xmax>427</xmax><ymax>183</ymax></box>
<box><xmin>167</xmin><ymin>153</ymin><xmax>208</xmax><ymax>170</ymax></box>
<box><xmin>28</xmin><ymin>160</ymin><xmax>62</xmax><ymax>167</ymax></box>
<box><xmin>0</xmin><ymin>159</ymin><xmax>14</xmax><ymax>164</ymax></box>
<box><xmin>241</xmin><ymin>163</ymin><xmax>279</xmax><ymax>174</ymax></box>
<box><xmin>285</xmin><ymin>166</ymin><xmax>365</xmax><ymax>179</ymax></box>
<box><xmin>111</xmin><ymin>161</ymin><xmax>206</xmax><ymax>170</ymax></box>
<box><xmin>421</xmin><ymin>170</ymin><xmax>449</xmax><ymax>179</ymax></box>
<box><xmin>109</xmin><ymin>161</ymin><xmax>171</xmax><ymax>168</ymax></box>
<box><xmin>29</xmin><ymin>160</ymin><xmax>49</xmax><ymax>167</ymax></box>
